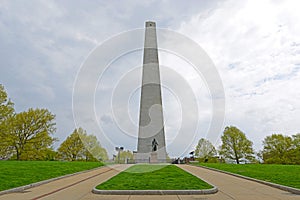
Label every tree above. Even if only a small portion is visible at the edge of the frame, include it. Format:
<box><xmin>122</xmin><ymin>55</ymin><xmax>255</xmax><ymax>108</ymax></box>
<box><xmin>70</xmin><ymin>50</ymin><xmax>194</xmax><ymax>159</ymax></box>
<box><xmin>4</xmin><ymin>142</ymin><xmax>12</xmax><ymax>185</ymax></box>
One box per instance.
<box><xmin>219</xmin><ymin>126</ymin><xmax>254</xmax><ymax>164</ymax></box>
<box><xmin>58</xmin><ymin>128</ymin><xmax>85</xmax><ymax>161</ymax></box>
<box><xmin>116</xmin><ymin>150</ymin><xmax>134</xmax><ymax>164</ymax></box>
<box><xmin>289</xmin><ymin>133</ymin><xmax>300</xmax><ymax>164</ymax></box>
<box><xmin>0</xmin><ymin>84</ymin><xmax>14</xmax><ymax>122</ymax></box>
<box><xmin>21</xmin><ymin>132</ymin><xmax>58</xmax><ymax>160</ymax></box>
<box><xmin>58</xmin><ymin>127</ymin><xmax>108</xmax><ymax>161</ymax></box>
<box><xmin>262</xmin><ymin>134</ymin><xmax>298</xmax><ymax>164</ymax></box>
<box><xmin>0</xmin><ymin>85</ymin><xmax>15</xmax><ymax>158</ymax></box>
<box><xmin>195</xmin><ymin>138</ymin><xmax>217</xmax><ymax>160</ymax></box>
<box><xmin>4</xmin><ymin>108</ymin><xmax>56</xmax><ymax>160</ymax></box>
<box><xmin>80</xmin><ymin>131</ymin><xmax>108</xmax><ymax>161</ymax></box>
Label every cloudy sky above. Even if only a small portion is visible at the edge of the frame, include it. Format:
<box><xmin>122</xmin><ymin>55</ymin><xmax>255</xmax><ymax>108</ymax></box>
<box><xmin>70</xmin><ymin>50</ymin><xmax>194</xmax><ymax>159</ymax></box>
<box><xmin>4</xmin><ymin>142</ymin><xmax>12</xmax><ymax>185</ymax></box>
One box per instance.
<box><xmin>1</xmin><ymin>0</ymin><xmax>300</xmax><ymax>158</ymax></box>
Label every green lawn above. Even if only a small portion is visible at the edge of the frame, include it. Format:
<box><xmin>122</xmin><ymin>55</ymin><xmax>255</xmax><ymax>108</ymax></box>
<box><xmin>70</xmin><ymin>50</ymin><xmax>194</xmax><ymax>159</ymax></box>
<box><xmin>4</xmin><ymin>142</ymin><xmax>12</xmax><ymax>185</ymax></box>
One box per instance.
<box><xmin>0</xmin><ymin>161</ymin><xmax>104</xmax><ymax>191</ymax></box>
<box><xmin>96</xmin><ymin>164</ymin><xmax>213</xmax><ymax>190</ymax></box>
<box><xmin>195</xmin><ymin>163</ymin><xmax>300</xmax><ymax>189</ymax></box>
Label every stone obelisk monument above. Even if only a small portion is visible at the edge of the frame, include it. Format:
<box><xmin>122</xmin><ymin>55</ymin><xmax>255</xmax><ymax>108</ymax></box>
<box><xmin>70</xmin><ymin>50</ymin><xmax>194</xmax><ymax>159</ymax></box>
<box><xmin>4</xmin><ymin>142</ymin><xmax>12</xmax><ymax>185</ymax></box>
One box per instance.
<box><xmin>136</xmin><ymin>21</ymin><xmax>167</xmax><ymax>163</ymax></box>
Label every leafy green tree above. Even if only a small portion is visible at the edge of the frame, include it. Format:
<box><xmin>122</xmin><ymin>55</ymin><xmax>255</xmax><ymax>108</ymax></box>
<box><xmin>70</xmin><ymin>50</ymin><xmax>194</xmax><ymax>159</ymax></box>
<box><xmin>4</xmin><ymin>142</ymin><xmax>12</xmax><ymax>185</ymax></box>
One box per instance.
<box><xmin>262</xmin><ymin>134</ymin><xmax>297</xmax><ymax>164</ymax></box>
<box><xmin>4</xmin><ymin>108</ymin><xmax>56</xmax><ymax>160</ymax></box>
<box><xmin>58</xmin><ymin>128</ymin><xmax>108</xmax><ymax>161</ymax></box>
<box><xmin>220</xmin><ymin>126</ymin><xmax>254</xmax><ymax>164</ymax></box>
<box><xmin>289</xmin><ymin>133</ymin><xmax>300</xmax><ymax>164</ymax></box>
<box><xmin>195</xmin><ymin>138</ymin><xmax>217</xmax><ymax>160</ymax></box>
<box><xmin>0</xmin><ymin>84</ymin><xmax>14</xmax><ymax>122</ymax></box>
<box><xmin>21</xmin><ymin>132</ymin><xmax>58</xmax><ymax>160</ymax></box>
<box><xmin>58</xmin><ymin>128</ymin><xmax>85</xmax><ymax>161</ymax></box>
<box><xmin>116</xmin><ymin>150</ymin><xmax>133</xmax><ymax>164</ymax></box>
<box><xmin>0</xmin><ymin>85</ymin><xmax>15</xmax><ymax>158</ymax></box>
<box><xmin>80</xmin><ymin>131</ymin><xmax>108</xmax><ymax>161</ymax></box>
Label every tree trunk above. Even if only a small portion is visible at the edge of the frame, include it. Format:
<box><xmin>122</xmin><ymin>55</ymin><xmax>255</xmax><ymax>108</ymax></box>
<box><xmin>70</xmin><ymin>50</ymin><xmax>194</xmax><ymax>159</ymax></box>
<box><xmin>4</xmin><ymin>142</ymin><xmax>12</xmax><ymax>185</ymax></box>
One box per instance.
<box><xmin>233</xmin><ymin>146</ymin><xmax>239</xmax><ymax>164</ymax></box>
<box><xmin>15</xmin><ymin>146</ymin><xmax>20</xmax><ymax>160</ymax></box>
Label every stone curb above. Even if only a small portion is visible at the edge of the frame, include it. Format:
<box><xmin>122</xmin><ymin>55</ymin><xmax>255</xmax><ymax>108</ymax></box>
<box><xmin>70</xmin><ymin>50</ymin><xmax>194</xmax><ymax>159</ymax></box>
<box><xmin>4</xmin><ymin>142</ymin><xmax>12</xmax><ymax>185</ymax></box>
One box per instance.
<box><xmin>92</xmin><ymin>187</ymin><xmax>218</xmax><ymax>195</ymax></box>
<box><xmin>192</xmin><ymin>164</ymin><xmax>300</xmax><ymax>195</ymax></box>
<box><xmin>0</xmin><ymin>165</ymin><xmax>106</xmax><ymax>196</ymax></box>
<box><xmin>92</xmin><ymin>164</ymin><xmax>218</xmax><ymax>195</ymax></box>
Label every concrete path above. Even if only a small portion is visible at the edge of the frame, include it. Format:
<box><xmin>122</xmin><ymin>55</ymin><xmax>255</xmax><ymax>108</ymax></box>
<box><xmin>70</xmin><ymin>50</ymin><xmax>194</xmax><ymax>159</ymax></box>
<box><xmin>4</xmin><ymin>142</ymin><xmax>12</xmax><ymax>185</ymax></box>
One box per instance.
<box><xmin>0</xmin><ymin>164</ymin><xmax>299</xmax><ymax>200</ymax></box>
<box><xmin>177</xmin><ymin>164</ymin><xmax>299</xmax><ymax>200</ymax></box>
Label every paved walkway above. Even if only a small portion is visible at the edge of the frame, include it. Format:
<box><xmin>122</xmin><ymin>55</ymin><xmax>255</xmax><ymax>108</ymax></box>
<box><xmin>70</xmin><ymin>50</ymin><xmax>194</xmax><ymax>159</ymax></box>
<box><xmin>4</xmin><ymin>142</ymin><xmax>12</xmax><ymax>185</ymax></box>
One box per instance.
<box><xmin>177</xmin><ymin>165</ymin><xmax>299</xmax><ymax>200</ymax></box>
<box><xmin>0</xmin><ymin>164</ymin><xmax>299</xmax><ymax>200</ymax></box>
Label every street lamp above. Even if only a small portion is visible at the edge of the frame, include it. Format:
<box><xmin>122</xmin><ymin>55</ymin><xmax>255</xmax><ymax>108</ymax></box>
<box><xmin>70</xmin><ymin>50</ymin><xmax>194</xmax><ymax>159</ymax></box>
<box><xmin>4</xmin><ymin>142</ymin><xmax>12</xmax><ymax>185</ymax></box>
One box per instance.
<box><xmin>115</xmin><ymin>146</ymin><xmax>124</xmax><ymax>163</ymax></box>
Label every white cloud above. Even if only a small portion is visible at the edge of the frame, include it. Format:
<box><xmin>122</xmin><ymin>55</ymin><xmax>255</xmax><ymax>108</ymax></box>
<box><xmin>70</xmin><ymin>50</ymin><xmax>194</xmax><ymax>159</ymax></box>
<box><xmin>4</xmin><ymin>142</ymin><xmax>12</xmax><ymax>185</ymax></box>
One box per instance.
<box><xmin>178</xmin><ymin>0</ymin><xmax>300</xmax><ymax>150</ymax></box>
<box><xmin>1</xmin><ymin>0</ymin><xmax>300</xmax><ymax>158</ymax></box>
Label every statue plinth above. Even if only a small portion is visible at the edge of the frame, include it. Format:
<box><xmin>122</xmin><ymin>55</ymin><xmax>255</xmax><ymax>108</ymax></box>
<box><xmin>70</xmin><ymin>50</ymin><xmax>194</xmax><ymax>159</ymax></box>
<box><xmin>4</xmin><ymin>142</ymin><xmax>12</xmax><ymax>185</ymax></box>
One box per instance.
<box><xmin>150</xmin><ymin>152</ymin><xmax>158</xmax><ymax>163</ymax></box>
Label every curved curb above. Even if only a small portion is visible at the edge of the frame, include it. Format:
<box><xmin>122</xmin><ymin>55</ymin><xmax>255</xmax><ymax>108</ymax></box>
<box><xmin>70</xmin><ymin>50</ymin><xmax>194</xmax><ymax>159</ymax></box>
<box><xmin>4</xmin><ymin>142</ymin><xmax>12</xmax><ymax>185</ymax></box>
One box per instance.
<box><xmin>92</xmin><ymin>187</ymin><xmax>218</xmax><ymax>195</ymax></box>
<box><xmin>0</xmin><ymin>165</ymin><xmax>106</xmax><ymax>196</ymax></box>
<box><xmin>192</xmin><ymin>165</ymin><xmax>300</xmax><ymax>195</ymax></box>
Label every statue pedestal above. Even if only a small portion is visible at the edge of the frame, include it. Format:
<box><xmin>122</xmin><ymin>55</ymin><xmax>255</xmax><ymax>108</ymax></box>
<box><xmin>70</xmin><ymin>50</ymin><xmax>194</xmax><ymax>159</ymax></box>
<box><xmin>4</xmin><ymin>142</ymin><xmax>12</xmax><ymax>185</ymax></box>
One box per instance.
<box><xmin>150</xmin><ymin>152</ymin><xmax>158</xmax><ymax>163</ymax></box>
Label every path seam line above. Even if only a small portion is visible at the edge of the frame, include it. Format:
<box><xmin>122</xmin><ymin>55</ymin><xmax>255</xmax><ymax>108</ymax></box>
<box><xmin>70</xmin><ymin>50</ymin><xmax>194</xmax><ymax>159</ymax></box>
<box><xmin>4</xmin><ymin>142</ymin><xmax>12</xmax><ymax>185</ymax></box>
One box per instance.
<box><xmin>31</xmin><ymin>168</ymin><xmax>114</xmax><ymax>200</ymax></box>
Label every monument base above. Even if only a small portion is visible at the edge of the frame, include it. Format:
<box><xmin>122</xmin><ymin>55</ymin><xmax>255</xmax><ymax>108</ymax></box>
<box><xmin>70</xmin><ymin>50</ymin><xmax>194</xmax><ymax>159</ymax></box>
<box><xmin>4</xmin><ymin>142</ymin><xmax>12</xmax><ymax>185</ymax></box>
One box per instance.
<box><xmin>150</xmin><ymin>152</ymin><xmax>158</xmax><ymax>163</ymax></box>
<box><xmin>134</xmin><ymin>147</ymin><xmax>167</xmax><ymax>163</ymax></box>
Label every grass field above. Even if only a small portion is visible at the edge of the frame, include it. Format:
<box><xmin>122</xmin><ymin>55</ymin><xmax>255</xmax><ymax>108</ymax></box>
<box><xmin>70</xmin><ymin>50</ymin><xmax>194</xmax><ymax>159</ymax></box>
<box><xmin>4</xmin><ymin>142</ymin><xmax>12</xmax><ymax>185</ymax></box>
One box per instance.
<box><xmin>0</xmin><ymin>161</ymin><xmax>104</xmax><ymax>191</ymax></box>
<box><xmin>195</xmin><ymin>163</ymin><xmax>300</xmax><ymax>189</ymax></box>
<box><xmin>96</xmin><ymin>164</ymin><xmax>213</xmax><ymax>190</ymax></box>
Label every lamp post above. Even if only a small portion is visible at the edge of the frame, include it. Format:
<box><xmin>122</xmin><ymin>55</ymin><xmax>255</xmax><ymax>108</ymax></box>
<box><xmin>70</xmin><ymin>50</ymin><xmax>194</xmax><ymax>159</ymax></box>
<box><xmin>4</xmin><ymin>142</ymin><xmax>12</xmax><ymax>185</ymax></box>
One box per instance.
<box><xmin>115</xmin><ymin>146</ymin><xmax>124</xmax><ymax>164</ymax></box>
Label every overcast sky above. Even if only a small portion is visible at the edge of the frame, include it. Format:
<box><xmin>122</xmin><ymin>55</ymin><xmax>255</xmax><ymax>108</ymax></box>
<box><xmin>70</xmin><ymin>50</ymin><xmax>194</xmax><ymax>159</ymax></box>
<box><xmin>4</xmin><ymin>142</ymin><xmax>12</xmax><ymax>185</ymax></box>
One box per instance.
<box><xmin>1</xmin><ymin>0</ymin><xmax>300</xmax><ymax>158</ymax></box>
